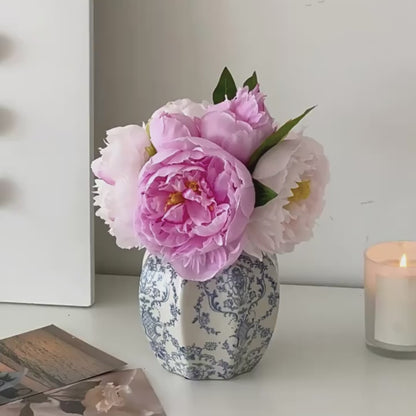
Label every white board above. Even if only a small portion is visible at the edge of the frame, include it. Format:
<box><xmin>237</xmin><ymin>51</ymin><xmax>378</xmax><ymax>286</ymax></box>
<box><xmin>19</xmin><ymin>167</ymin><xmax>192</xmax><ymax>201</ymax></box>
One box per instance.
<box><xmin>0</xmin><ymin>0</ymin><xmax>93</xmax><ymax>305</ymax></box>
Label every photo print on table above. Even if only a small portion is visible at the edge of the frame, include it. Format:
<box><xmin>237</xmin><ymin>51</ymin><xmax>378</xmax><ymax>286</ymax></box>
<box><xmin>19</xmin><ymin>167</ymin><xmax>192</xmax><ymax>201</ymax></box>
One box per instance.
<box><xmin>0</xmin><ymin>325</ymin><xmax>125</xmax><ymax>405</ymax></box>
<box><xmin>0</xmin><ymin>369</ymin><xmax>165</xmax><ymax>416</ymax></box>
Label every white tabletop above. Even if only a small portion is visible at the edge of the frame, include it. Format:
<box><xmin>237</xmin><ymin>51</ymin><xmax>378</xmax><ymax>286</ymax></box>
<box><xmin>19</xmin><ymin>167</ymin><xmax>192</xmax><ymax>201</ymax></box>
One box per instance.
<box><xmin>1</xmin><ymin>276</ymin><xmax>416</xmax><ymax>416</ymax></box>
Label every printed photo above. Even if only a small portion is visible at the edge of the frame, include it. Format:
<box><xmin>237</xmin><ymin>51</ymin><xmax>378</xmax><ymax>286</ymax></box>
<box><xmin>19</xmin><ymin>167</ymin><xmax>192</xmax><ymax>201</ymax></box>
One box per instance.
<box><xmin>0</xmin><ymin>369</ymin><xmax>165</xmax><ymax>416</ymax></box>
<box><xmin>0</xmin><ymin>325</ymin><xmax>125</xmax><ymax>405</ymax></box>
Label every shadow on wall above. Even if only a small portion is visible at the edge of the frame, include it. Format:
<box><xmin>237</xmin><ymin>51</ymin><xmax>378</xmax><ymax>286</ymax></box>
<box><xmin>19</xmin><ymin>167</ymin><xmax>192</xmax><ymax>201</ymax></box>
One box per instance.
<box><xmin>0</xmin><ymin>35</ymin><xmax>16</xmax><ymax>138</ymax></box>
<box><xmin>94</xmin><ymin>0</ymin><xmax>145</xmax><ymax>276</ymax></box>
<box><xmin>0</xmin><ymin>33</ymin><xmax>14</xmax><ymax>62</ymax></box>
<box><xmin>0</xmin><ymin>178</ymin><xmax>19</xmax><ymax>208</ymax></box>
<box><xmin>0</xmin><ymin>106</ymin><xmax>16</xmax><ymax>136</ymax></box>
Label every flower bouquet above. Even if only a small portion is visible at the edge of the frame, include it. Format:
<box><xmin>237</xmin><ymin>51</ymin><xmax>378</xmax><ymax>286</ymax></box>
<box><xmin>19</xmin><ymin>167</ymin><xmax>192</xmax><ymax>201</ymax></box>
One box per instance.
<box><xmin>92</xmin><ymin>68</ymin><xmax>329</xmax><ymax>379</ymax></box>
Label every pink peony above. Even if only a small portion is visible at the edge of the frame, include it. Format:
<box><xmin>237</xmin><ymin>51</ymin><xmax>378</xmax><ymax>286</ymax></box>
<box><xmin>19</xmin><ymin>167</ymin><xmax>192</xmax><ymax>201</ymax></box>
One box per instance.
<box><xmin>199</xmin><ymin>85</ymin><xmax>274</xmax><ymax>164</ymax></box>
<box><xmin>243</xmin><ymin>132</ymin><xmax>329</xmax><ymax>257</ymax></box>
<box><xmin>91</xmin><ymin>125</ymin><xmax>151</xmax><ymax>249</ymax></box>
<box><xmin>135</xmin><ymin>137</ymin><xmax>255</xmax><ymax>281</ymax></box>
<box><xmin>151</xmin><ymin>98</ymin><xmax>209</xmax><ymax>119</ymax></box>
<box><xmin>149</xmin><ymin>112</ymin><xmax>199</xmax><ymax>150</ymax></box>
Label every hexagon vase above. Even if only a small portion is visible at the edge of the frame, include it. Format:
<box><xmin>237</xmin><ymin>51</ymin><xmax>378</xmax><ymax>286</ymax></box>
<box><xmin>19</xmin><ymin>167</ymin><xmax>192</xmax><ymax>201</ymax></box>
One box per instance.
<box><xmin>139</xmin><ymin>252</ymin><xmax>279</xmax><ymax>380</ymax></box>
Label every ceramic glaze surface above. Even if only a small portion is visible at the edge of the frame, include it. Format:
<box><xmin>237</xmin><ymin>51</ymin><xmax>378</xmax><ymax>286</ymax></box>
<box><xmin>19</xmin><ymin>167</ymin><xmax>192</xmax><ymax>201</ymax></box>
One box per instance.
<box><xmin>139</xmin><ymin>252</ymin><xmax>279</xmax><ymax>380</ymax></box>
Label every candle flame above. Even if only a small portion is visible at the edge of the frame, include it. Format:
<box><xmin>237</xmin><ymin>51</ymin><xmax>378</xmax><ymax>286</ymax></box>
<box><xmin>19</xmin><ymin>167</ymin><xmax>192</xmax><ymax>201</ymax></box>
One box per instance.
<box><xmin>400</xmin><ymin>253</ymin><xmax>407</xmax><ymax>268</ymax></box>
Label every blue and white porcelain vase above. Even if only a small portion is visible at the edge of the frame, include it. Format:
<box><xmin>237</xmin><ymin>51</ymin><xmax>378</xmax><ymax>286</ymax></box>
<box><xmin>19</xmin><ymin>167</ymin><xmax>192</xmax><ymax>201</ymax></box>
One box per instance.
<box><xmin>139</xmin><ymin>252</ymin><xmax>279</xmax><ymax>380</ymax></box>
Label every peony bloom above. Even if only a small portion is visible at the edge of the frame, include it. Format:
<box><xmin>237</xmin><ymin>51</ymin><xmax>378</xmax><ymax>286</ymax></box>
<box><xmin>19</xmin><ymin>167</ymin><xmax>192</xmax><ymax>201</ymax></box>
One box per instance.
<box><xmin>151</xmin><ymin>98</ymin><xmax>209</xmax><ymax>119</ymax></box>
<box><xmin>83</xmin><ymin>370</ymin><xmax>164</xmax><ymax>416</ymax></box>
<box><xmin>199</xmin><ymin>85</ymin><xmax>274</xmax><ymax>164</ymax></box>
<box><xmin>149</xmin><ymin>112</ymin><xmax>199</xmax><ymax>151</ymax></box>
<box><xmin>135</xmin><ymin>137</ymin><xmax>255</xmax><ymax>281</ymax></box>
<box><xmin>243</xmin><ymin>132</ymin><xmax>329</xmax><ymax>257</ymax></box>
<box><xmin>91</xmin><ymin>125</ymin><xmax>151</xmax><ymax>249</ymax></box>
<box><xmin>84</xmin><ymin>382</ymin><xmax>131</xmax><ymax>414</ymax></box>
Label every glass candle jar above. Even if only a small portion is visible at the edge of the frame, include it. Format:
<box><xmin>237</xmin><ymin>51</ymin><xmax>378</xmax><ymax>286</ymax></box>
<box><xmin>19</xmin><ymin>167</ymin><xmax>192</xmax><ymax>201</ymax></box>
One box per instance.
<box><xmin>365</xmin><ymin>241</ymin><xmax>416</xmax><ymax>356</ymax></box>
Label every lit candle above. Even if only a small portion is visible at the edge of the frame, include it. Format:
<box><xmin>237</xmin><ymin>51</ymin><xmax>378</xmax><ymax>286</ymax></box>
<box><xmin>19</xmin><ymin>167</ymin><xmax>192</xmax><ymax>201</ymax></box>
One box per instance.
<box><xmin>365</xmin><ymin>241</ymin><xmax>416</xmax><ymax>352</ymax></box>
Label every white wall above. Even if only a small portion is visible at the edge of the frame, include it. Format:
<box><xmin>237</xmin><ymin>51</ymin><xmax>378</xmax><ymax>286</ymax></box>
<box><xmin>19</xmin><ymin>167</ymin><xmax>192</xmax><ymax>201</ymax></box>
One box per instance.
<box><xmin>94</xmin><ymin>0</ymin><xmax>416</xmax><ymax>287</ymax></box>
<box><xmin>0</xmin><ymin>0</ymin><xmax>93</xmax><ymax>305</ymax></box>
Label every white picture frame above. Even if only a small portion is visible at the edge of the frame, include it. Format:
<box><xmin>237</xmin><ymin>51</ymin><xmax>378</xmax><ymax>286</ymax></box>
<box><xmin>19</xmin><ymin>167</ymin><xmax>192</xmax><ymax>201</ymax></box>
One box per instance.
<box><xmin>0</xmin><ymin>0</ymin><xmax>94</xmax><ymax>306</ymax></box>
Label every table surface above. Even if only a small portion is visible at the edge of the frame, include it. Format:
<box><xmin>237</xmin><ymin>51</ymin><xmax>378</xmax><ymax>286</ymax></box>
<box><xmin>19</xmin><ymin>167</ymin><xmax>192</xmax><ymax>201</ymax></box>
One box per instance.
<box><xmin>1</xmin><ymin>276</ymin><xmax>416</xmax><ymax>416</ymax></box>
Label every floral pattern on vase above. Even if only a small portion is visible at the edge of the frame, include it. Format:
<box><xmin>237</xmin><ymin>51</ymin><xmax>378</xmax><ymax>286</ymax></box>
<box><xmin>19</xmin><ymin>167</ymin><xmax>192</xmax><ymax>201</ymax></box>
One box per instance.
<box><xmin>139</xmin><ymin>252</ymin><xmax>279</xmax><ymax>380</ymax></box>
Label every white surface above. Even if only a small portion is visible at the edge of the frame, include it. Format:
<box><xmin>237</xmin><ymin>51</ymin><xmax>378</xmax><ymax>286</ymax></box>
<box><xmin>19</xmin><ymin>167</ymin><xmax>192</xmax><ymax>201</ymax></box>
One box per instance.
<box><xmin>93</xmin><ymin>0</ymin><xmax>416</xmax><ymax>286</ymax></box>
<box><xmin>1</xmin><ymin>275</ymin><xmax>416</xmax><ymax>416</ymax></box>
<box><xmin>0</xmin><ymin>0</ymin><xmax>93</xmax><ymax>305</ymax></box>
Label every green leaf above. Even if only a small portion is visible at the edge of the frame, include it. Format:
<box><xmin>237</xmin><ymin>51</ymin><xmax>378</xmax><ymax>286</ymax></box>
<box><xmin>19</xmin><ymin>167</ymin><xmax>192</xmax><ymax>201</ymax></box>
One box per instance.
<box><xmin>254</xmin><ymin>179</ymin><xmax>278</xmax><ymax>207</ymax></box>
<box><xmin>243</xmin><ymin>71</ymin><xmax>258</xmax><ymax>91</ymax></box>
<box><xmin>212</xmin><ymin>67</ymin><xmax>237</xmax><ymax>104</ymax></box>
<box><xmin>247</xmin><ymin>106</ymin><xmax>316</xmax><ymax>173</ymax></box>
